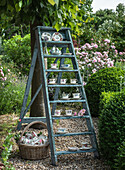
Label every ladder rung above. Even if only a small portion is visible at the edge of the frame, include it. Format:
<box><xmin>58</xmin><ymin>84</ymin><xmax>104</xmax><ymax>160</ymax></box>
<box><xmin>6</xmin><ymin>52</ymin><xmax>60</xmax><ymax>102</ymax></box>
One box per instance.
<box><xmin>44</xmin><ymin>55</ymin><xmax>75</xmax><ymax>58</ymax></box>
<box><xmin>54</xmin><ymin>132</ymin><xmax>93</xmax><ymax>137</ymax></box>
<box><xmin>48</xmin><ymin>84</ymin><xmax>82</xmax><ymax>88</ymax></box>
<box><xmin>52</xmin><ymin>115</ymin><xmax>89</xmax><ymax>120</ymax></box>
<box><xmin>50</xmin><ymin>99</ymin><xmax>86</xmax><ymax>103</ymax></box>
<box><xmin>46</xmin><ymin>69</ymin><xmax>78</xmax><ymax>72</ymax></box>
<box><xmin>56</xmin><ymin>148</ymin><xmax>96</xmax><ymax>156</ymax></box>
<box><xmin>42</xmin><ymin>40</ymin><xmax>71</xmax><ymax>44</ymax></box>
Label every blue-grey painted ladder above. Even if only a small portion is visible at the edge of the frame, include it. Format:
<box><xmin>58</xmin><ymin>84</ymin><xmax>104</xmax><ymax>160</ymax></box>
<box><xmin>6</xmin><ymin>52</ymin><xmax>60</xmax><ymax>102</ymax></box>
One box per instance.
<box><xmin>17</xmin><ymin>26</ymin><xmax>99</xmax><ymax>165</ymax></box>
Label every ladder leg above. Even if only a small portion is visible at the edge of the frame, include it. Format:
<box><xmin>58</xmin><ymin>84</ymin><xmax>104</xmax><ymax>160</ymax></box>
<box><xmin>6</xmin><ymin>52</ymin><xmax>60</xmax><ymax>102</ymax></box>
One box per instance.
<box><xmin>17</xmin><ymin>44</ymin><xmax>38</xmax><ymax>130</ymax></box>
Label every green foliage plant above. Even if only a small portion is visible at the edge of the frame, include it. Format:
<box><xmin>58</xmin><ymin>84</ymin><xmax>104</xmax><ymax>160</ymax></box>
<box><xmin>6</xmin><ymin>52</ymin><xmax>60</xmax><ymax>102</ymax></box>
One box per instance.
<box><xmin>3</xmin><ymin>34</ymin><xmax>31</xmax><ymax>75</ymax></box>
<box><xmin>98</xmin><ymin>90</ymin><xmax>125</xmax><ymax>167</ymax></box>
<box><xmin>1</xmin><ymin>130</ymin><xmax>15</xmax><ymax>170</ymax></box>
<box><xmin>0</xmin><ymin>74</ymin><xmax>31</xmax><ymax>115</ymax></box>
<box><xmin>114</xmin><ymin>140</ymin><xmax>125</xmax><ymax>170</ymax></box>
<box><xmin>85</xmin><ymin>67</ymin><xmax>125</xmax><ymax>116</ymax></box>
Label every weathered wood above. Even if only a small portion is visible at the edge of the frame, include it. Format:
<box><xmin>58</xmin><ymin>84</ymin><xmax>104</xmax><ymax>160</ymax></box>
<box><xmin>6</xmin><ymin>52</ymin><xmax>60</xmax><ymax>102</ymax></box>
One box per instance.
<box><xmin>18</xmin><ymin>26</ymin><xmax>99</xmax><ymax>165</ymax></box>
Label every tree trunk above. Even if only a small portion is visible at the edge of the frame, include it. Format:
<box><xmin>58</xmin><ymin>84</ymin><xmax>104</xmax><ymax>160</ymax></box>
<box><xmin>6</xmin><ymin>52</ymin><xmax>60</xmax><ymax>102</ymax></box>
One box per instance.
<box><xmin>30</xmin><ymin>21</ymin><xmax>45</xmax><ymax>117</ymax></box>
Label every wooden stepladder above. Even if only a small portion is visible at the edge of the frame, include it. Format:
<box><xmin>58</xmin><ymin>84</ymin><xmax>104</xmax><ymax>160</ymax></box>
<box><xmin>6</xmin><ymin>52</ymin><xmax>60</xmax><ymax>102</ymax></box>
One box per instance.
<box><xmin>17</xmin><ymin>26</ymin><xmax>99</xmax><ymax>165</ymax></box>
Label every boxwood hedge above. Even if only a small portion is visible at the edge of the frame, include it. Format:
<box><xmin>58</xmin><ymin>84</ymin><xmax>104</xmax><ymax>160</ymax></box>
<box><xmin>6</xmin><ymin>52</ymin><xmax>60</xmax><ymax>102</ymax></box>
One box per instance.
<box><xmin>98</xmin><ymin>90</ymin><xmax>125</xmax><ymax>167</ymax></box>
<box><xmin>85</xmin><ymin>67</ymin><xmax>125</xmax><ymax>116</ymax></box>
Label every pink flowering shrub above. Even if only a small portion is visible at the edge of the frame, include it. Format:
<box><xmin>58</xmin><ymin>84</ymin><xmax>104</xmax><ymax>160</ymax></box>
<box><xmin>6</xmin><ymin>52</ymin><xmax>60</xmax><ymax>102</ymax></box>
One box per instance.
<box><xmin>75</xmin><ymin>39</ymin><xmax>120</xmax><ymax>83</ymax></box>
<box><xmin>118</xmin><ymin>52</ymin><xmax>125</xmax><ymax>62</ymax></box>
<box><xmin>0</xmin><ymin>64</ymin><xmax>11</xmax><ymax>88</ymax></box>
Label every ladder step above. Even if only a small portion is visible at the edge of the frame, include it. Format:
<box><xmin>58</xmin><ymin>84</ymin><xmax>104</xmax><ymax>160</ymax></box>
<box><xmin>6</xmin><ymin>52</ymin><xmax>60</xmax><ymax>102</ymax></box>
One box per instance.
<box><xmin>56</xmin><ymin>148</ymin><xmax>96</xmax><ymax>155</ymax></box>
<box><xmin>50</xmin><ymin>99</ymin><xmax>86</xmax><ymax>103</ymax></box>
<box><xmin>42</xmin><ymin>40</ymin><xmax>71</xmax><ymax>45</ymax></box>
<box><xmin>46</xmin><ymin>69</ymin><xmax>78</xmax><ymax>72</ymax></box>
<box><xmin>54</xmin><ymin>132</ymin><xmax>93</xmax><ymax>137</ymax></box>
<box><xmin>48</xmin><ymin>84</ymin><xmax>82</xmax><ymax>88</ymax></box>
<box><xmin>52</xmin><ymin>115</ymin><xmax>90</xmax><ymax>120</ymax></box>
<box><xmin>44</xmin><ymin>54</ymin><xmax>75</xmax><ymax>58</ymax></box>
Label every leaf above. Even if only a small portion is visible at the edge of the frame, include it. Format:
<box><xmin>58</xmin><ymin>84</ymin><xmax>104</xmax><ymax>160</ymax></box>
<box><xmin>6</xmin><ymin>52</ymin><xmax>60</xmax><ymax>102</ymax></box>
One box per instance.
<box><xmin>19</xmin><ymin>1</ymin><xmax>22</xmax><ymax>8</ymax></box>
<box><xmin>48</xmin><ymin>0</ymin><xmax>55</xmax><ymax>6</ymax></box>
<box><xmin>54</xmin><ymin>22</ymin><xmax>61</xmax><ymax>31</ymax></box>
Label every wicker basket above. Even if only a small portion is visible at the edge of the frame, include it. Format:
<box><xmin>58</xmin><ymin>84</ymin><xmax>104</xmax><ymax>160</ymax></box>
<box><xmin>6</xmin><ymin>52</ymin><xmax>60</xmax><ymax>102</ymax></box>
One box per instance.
<box><xmin>18</xmin><ymin>121</ymin><xmax>49</xmax><ymax>160</ymax></box>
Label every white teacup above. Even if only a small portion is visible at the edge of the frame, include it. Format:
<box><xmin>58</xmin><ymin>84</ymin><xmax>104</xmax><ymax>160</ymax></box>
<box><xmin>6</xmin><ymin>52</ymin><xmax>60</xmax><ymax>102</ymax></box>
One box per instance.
<box><xmin>51</xmin><ymin>63</ymin><xmax>57</xmax><ymax>69</ymax></box>
<box><xmin>60</xmin><ymin>79</ymin><xmax>67</xmax><ymax>84</ymax></box>
<box><xmin>82</xmin><ymin>142</ymin><xmax>88</xmax><ymax>147</ymax></box>
<box><xmin>62</xmin><ymin>93</ymin><xmax>70</xmax><ymax>99</ymax></box>
<box><xmin>65</xmin><ymin>110</ymin><xmax>72</xmax><ymax>116</ymax></box>
<box><xmin>54</xmin><ymin>110</ymin><xmax>61</xmax><ymax>116</ymax></box>
<box><xmin>49</xmin><ymin>79</ymin><xmax>56</xmax><ymax>84</ymax></box>
<box><xmin>61</xmin><ymin>64</ymin><xmax>70</xmax><ymax>68</ymax></box>
<box><xmin>73</xmin><ymin>93</ymin><xmax>80</xmax><ymax>99</ymax></box>
<box><xmin>70</xmin><ymin>79</ymin><xmax>77</xmax><ymax>84</ymax></box>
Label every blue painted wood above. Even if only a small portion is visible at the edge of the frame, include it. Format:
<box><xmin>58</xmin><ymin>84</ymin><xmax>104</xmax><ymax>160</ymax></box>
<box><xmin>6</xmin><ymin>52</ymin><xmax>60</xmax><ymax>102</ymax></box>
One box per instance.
<box><xmin>35</xmin><ymin>27</ymin><xmax>57</xmax><ymax>165</ymax></box>
<box><xmin>23</xmin><ymin>84</ymin><xmax>42</xmax><ymax>116</ymax></box>
<box><xmin>52</xmin><ymin>115</ymin><xmax>90</xmax><ymax>120</ymax></box>
<box><xmin>21</xmin><ymin>117</ymin><xmax>46</xmax><ymax>123</ymax></box>
<box><xmin>44</xmin><ymin>54</ymin><xmax>75</xmax><ymax>58</ymax></box>
<box><xmin>50</xmin><ymin>99</ymin><xmax>86</xmax><ymax>103</ymax></box>
<box><xmin>54</xmin><ymin>132</ymin><xmax>93</xmax><ymax>137</ymax></box>
<box><xmin>48</xmin><ymin>84</ymin><xmax>82</xmax><ymax>87</ymax></box>
<box><xmin>67</xmin><ymin>29</ymin><xmax>99</xmax><ymax>158</ymax></box>
<box><xmin>56</xmin><ymin>148</ymin><xmax>96</xmax><ymax>156</ymax></box>
<box><xmin>18</xmin><ymin>26</ymin><xmax>99</xmax><ymax>165</ymax></box>
<box><xmin>38</xmin><ymin>26</ymin><xmax>71</xmax><ymax>31</ymax></box>
<box><xmin>46</xmin><ymin>69</ymin><xmax>78</xmax><ymax>72</ymax></box>
<box><xmin>17</xmin><ymin>43</ymin><xmax>38</xmax><ymax>130</ymax></box>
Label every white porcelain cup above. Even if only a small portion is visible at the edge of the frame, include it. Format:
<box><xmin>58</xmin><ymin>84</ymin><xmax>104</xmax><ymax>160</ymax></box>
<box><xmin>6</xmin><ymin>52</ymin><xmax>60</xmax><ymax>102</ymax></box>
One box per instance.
<box><xmin>65</xmin><ymin>110</ymin><xmax>72</xmax><ymax>116</ymax></box>
<box><xmin>60</xmin><ymin>79</ymin><xmax>67</xmax><ymax>84</ymax></box>
<box><xmin>73</xmin><ymin>93</ymin><xmax>80</xmax><ymax>99</ymax></box>
<box><xmin>82</xmin><ymin>142</ymin><xmax>88</xmax><ymax>147</ymax></box>
<box><xmin>62</xmin><ymin>93</ymin><xmax>69</xmax><ymax>99</ymax></box>
<box><xmin>61</xmin><ymin>64</ymin><xmax>70</xmax><ymax>68</ymax></box>
<box><xmin>70</xmin><ymin>79</ymin><xmax>77</xmax><ymax>84</ymax></box>
<box><xmin>51</xmin><ymin>63</ymin><xmax>57</xmax><ymax>69</ymax></box>
<box><xmin>54</xmin><ymin>110</ymin><xmax>61</xmax><ymax>116</ymax></box>
<box><xmin>49</xmin><ymin>79</ymin><xmax>56</xmax><ymax>84</ymax></box>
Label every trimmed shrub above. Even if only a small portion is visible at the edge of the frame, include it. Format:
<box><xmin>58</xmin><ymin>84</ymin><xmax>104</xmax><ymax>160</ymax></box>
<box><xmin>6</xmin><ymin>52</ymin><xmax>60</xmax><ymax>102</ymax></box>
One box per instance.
<box><xmin>3</xmin><ymin>34</ymin><xmax>31</xmax><ymax>75</ymax></box>
<box><xmin>114</xmin><ymin>140</ymin><xmax>125</xmax><ymax>170</ymax></box>
<box><xmin>85</xmin><ymin>67</ymin><xmax>125</xmax><ymax>116</ymax></box>
<box><xmin>98</xmin><ymin>90</ymin><xmax>125</xmax><ymax>167</ymax></box>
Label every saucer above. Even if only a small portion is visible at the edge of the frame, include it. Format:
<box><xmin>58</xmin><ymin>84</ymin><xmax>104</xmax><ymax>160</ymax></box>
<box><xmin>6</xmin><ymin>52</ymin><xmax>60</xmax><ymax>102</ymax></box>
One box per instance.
<box><xmin>48</xmin><ymin>82</ymin><xmax>56</xmax><ymax>84</ymax></box>
<box><xmin>56</xmin><ymin>130</ymin><xmax>67</xmax><ymax>134</ymax></box>
<box><xmin>61</xmin><ymin>98</ymin><xmax>70</xmax><ymax>100</ymax></box>
<box><xmin>63</xmin><ymin>53</ymin><xmax>72</xmax><ymax>55</ymax></box>
<box><xmin>79</xmin><ymin>146</ymin><xmax>91</xmax><ymax>150</ymax></box>
<box><xmin>68</xmin><ymin>147</ymin><xmax>78</xmax><ymax>151</ymax></box>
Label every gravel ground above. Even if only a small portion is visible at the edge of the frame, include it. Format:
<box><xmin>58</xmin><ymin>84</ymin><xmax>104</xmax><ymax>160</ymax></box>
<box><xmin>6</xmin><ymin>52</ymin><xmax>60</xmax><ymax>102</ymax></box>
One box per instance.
<box><xmin>7</xmin><ymin>118</ymin><xmax>110</xmax><ymax>170</ymax></box>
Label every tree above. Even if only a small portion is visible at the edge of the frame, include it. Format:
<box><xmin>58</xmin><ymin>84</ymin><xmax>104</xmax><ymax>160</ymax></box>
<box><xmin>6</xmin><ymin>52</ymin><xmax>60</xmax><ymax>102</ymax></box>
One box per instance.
<box><xmin>0</xmin><ymin>0</ymin><xmax>93</xmax><ymax>117</ymax></box>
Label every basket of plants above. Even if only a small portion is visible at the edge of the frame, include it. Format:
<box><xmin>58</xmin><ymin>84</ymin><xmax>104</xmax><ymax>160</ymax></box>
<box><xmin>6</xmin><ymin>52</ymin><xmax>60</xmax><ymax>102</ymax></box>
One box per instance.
<box><xmin>18</xmin><ymin>121</ymin><xmax>49</xmax><ymax>160</ymax></box>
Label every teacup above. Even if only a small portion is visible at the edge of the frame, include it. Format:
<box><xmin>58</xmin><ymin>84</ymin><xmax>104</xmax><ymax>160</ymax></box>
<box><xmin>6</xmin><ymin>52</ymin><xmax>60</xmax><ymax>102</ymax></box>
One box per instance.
<box><xmin>54</xmin><ymin>110</ymin><xmax>61</xmax><ymax>116</ymax></box>
<box><xmin>62</xmin><ymin>93</ymin><xmax>70</xmax><ymax>99</ymax></box>
<box><xmin>49</xmin><ymin>79</ymin><xmax>56</xmax><ymax>84</ymax></box>
<box><xmin>61</xmin><ymin>64</ymin><xmax>70</xmax><ymax>68</ymax></box>
<box><xmin>82</xmin><ymin>142</ymin><xmax>88</xmax><ymax>147</ymax></box>
<box><xmin>65</xmin><ymin>110</ymin><xmax>72</xmax><ymax>116</ymax></box>
<box><xmin>51</xmin><ymin>63</ymin><xmax>57</xmax><ymax>69</ymax></box>
<box><xmin>60</xmin><ymin>79</ymin><xmax>67</xmax><ymax>84</ymax></box>
<box><xmin>70</xmin><ymin>79</ymin><xmax>77</xmax><ymax>84</ymax></box>
<box><xmin>73</xmin><ymin>93</ymin><xmax>80</xmax><ymax>99</ymax></box>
